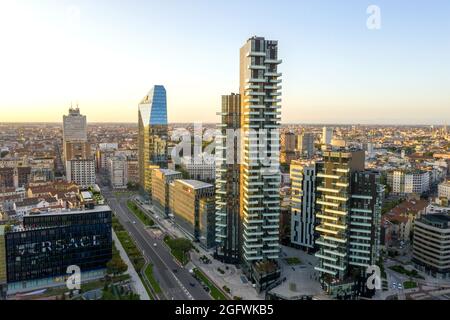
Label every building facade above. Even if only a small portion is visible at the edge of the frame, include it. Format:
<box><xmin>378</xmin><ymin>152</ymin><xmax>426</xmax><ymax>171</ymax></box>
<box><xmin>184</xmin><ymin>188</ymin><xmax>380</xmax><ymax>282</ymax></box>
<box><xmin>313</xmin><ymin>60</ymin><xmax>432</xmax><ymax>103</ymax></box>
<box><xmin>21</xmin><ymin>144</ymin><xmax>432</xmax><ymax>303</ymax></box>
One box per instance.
<box><xmin>314</xmin><ymin>150</ymin><xmax>382</xmax><ymax>298</ymax></box>
<box><xmin>151</xmin><ymin>169</ymin><xmax>182</xmax><ymax>217</ymax></box>
<box><xmin>438</xmin><ymin>181</ymin><xmax>450</xmax><ymax>200</ymax></box>
<box><xmin>4</xmin><ymin>206</ymin><xmax>112</xmax><ymax>293</ymax></box>
<box><xmin>322</xmin><ymin>127</ymin><xmax>334</xmax><ymax>145</ymax></box>
<box><xmin>297</xmin><ymin>132</ymin><xmax>315</xmax><ymax>159</ymax></box>
<box><xmin>387</xmin><ymin>170</ymin><xmax>430</xmax><ymax>195</ymax></box>
<box><xmin>138</xmin><ymin>85</ymin><xmax>168</xmax><ymax>197</ymax></box>
<box><xmin>169</xmin><ymin>180</ymin><xmax>215</xmax><ymax>249</ymax></box>
<box><xmin>66</xmin><ymin>159</ymin><xmax>96</xmax><ymax>188</ymax></box>
<box><xmin>215</xmin><ymin>93</ymin><xmax>241</xmax><ymax>263</ymax></box>
<box><xmin>239</xmin><ymin>36</ymin><xmax>282</xmax><ymax>291</ymax></box>
<box><xmin>290</xmin><ymin>160</ymin><xmax>320</xmax><ymax>250</ymax></box>
<box><xmin>413</xmin><ymin>214</ymin><xmax>450</xmax><ymax>279</ymax></box>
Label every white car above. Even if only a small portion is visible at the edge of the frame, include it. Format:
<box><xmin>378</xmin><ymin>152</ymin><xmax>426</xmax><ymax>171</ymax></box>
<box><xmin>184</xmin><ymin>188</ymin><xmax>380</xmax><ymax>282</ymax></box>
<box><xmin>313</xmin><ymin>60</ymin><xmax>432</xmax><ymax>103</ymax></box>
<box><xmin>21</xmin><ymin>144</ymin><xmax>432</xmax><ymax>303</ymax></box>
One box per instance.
<box><xmin>153</xmin><ymin>243</ymin><xmax>157</xmax><ymax>247</ymax></box>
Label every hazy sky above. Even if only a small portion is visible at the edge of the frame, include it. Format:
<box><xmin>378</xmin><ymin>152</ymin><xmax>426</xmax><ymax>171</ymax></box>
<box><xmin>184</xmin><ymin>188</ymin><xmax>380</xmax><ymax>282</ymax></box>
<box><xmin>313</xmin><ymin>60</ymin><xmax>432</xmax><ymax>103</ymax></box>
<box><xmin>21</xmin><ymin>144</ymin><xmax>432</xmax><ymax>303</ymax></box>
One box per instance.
<box><xmin>0</xmin><ymin>0</ymin><xmax>449</xmax><ymax>124</ymax></box>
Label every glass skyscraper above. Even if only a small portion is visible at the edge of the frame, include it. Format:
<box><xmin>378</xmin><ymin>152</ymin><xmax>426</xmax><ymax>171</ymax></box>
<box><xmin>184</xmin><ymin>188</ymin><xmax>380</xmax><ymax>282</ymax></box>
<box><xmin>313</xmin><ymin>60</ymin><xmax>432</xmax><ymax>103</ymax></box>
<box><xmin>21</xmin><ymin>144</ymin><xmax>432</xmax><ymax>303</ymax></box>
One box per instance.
<box><xmin>138</xmin><ymin>85</ymin><xmax>169</xmax><ymax>196</ymax></box>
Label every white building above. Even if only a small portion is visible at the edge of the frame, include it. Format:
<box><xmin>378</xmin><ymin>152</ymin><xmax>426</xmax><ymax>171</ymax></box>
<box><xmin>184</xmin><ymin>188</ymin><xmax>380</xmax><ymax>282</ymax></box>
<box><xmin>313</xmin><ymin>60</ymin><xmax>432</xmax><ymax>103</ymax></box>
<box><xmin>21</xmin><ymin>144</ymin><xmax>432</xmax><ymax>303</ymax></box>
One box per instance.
<box><xmin>181</xmin><ymin>154</ymin><xmax>215</xmax><ymax>182</ymax></box>
<box><xmin>389</xmin><ymin>170</ymin><xmax>430</xmax><ymax>195</ymax></box>
<box><xmin>438</xmin><ymin>181</ymin><xmax>450</xmax><ymax>200</ymax></box>
<box><xmin>66</xmin><ymin>159</ymin><xmax>96</xmax><ymax>188</ymax></box>
<box><xmin>321</xmin><ymin>127</ymin><xmax>333</xmax><ymax>145</ymax></box>
<box><xmin>290</xmin><ymin>160</ymin><xmax>318</xmax><ymax>250</ymax></box>
<box><xmin>108</xmin><ymin>156</ymin><xmax>128</xmax><ymax>189</ymax></box>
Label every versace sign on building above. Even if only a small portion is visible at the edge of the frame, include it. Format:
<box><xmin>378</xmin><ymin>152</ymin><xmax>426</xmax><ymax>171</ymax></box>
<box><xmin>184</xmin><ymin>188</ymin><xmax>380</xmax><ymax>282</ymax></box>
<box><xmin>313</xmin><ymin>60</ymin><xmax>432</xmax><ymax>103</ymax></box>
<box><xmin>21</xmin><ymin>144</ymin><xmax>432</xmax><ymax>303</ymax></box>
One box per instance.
<box><xmin>5</xmin><ymin>206</ymin><xmax>112</xmax><ymax>284</ymax></box>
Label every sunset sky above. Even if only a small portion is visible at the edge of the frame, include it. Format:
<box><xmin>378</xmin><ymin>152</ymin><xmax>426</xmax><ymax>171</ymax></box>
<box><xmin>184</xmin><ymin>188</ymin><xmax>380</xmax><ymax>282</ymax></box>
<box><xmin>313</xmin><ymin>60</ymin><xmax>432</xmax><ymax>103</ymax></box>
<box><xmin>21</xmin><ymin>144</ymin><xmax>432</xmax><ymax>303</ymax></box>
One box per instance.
<box><xmin>0</xmin><ymin>0</ymin><xmax>449</xmax><ymax>124</ymax></box>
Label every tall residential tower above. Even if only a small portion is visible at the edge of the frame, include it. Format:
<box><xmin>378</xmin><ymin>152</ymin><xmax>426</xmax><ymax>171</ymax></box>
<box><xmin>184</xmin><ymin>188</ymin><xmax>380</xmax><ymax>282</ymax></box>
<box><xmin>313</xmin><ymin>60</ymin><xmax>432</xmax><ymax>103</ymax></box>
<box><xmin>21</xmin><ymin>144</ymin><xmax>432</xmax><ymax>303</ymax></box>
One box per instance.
<box><xmin>239</xmin><ymin>36</ymin><xmax>282</xmax><ymax>289</ymax></box>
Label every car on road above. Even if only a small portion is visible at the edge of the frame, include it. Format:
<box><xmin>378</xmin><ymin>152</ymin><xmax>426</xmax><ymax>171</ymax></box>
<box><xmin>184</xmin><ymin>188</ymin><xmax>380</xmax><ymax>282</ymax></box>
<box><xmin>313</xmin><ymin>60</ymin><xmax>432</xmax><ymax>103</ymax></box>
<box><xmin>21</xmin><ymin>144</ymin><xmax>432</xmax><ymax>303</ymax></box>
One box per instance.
<box><xmin>132</xmin><ymin>221</ymin><xmax>136</xmax><ymax>224</ymax></box>
<box><xmin>189</xmin><ymin>282</ymin><xmax>196</xmax><ymax>287</ymax></box>
<box><xmin>153</xmin><ymin>243</ymin><xmax>157</xmax><ymax>247</ymax></box>
<box><xmin>172</xmin><ymin>268</ymin><xmax>178</xmax><ymax>273</ymax></box>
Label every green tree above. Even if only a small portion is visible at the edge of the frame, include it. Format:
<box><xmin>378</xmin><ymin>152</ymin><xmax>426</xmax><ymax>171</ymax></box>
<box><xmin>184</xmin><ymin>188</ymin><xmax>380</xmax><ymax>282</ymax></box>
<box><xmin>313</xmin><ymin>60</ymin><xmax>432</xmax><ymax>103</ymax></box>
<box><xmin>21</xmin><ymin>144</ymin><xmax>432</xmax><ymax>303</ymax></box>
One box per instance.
<box><xmin>107</xmin><ymin>256</ymin><xmax>128</xmax><ymax>276</ymax></box>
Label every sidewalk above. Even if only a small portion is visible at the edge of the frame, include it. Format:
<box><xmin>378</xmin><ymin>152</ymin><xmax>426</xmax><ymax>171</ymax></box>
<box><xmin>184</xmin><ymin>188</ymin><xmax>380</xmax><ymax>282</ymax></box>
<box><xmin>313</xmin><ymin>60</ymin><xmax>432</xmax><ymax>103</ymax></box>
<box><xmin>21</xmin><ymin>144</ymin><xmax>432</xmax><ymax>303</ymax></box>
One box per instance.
<box><xmin>112</xmin><ymin>230</ymin><xmax>150</xmax><ymax>300</ymax></box>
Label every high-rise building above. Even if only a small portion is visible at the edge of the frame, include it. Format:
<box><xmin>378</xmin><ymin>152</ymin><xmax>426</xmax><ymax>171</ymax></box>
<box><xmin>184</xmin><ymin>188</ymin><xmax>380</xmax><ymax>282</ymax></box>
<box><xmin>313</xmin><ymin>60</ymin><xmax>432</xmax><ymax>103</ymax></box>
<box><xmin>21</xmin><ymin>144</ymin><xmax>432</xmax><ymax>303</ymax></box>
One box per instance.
<box><xmin>297</xmin><ymin>132</ymin><xmax>315</xmax><ymax>159</ymax></box>
<box><xmin>281</xmin><ymin>132</ymin><xmax>297</xmax><ymax>164</ymax></box>
<box><xmin>63</xmin><ymin>106</ymin><xmax>87</xmax><ymax>143</ymax></box>
<box><xmin>239</xmin><ymin>36</ymin><xmax>282</xmax><ymax>290</ymax></box>
<box><xmin>62</xmin><ymin>107</ymin><xmax>95</xmax><ymax>188</ymax></box>
<box><xmin>290</xmin><ymin>160</ymin><xmax>320</xmax><ymax>250</ymax></box>
<box><xmin>138</xmin><ymin>85</ymin><xmax>168</xmax><ymax>197</ymax></box>
<box><xmin>215</xmin><ymin>93</ymin><xmax>241</xmax><ymax>263</ymax></box>
<box><xmin>169</xmin><ymin>180</ymin><xmax>215</xmax><ymax>249</ymax></box>
<box><xmin>108</xmin><ymin>155</ymin><xmax>128</xmax><ymax>189</ymax></box>
<box><xmin>322</xmin><ymin>127</ymin><xmax>334</xmax><ymax>145</ymax></box>
<box><xmin>0</xmin><ymin>226</ymin><xmax>6</xmax><ymax>299</ymax></box>
<box><xmin>314</xmin><ymin>150</ymin><xmax>383</xmax><ymax>298</ymax></box>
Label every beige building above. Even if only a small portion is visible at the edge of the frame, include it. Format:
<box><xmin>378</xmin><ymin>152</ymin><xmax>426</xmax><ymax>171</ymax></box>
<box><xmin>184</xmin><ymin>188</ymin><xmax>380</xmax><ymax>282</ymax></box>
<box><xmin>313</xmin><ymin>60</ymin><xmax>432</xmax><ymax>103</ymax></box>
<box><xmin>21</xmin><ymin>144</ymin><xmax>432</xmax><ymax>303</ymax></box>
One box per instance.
<box><xmin>169</xmin><ymin>179</ymin><xmax>215</xmax><ymax>249</ymax></box>
<box><xmin>413</xmin><ymin>214</ymin><xmax>450</xmax><ymax>279</ymax></box>
<box><xmin>151</xmin><ymin>168</ymin><xmax>182</xmax><ymax>216</ymax></box>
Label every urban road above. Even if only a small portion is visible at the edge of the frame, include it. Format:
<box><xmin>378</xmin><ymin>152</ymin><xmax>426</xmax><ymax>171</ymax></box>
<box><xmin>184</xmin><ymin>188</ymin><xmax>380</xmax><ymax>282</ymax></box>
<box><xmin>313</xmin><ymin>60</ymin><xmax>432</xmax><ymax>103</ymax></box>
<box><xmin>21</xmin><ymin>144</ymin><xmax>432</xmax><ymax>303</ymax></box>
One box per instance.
<box><xmin>101</xmin><ymin>186</ymin><xmax>211</xmax><ymax>301</ymax></box>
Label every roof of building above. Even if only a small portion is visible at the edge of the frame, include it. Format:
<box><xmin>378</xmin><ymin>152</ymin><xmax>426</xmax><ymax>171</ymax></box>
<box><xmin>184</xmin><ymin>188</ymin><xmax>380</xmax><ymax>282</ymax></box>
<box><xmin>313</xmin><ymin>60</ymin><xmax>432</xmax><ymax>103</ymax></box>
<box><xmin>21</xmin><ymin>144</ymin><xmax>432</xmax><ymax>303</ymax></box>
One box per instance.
<box><xmin>421</xmin><ymin>214</ymin><xmax>450</xmax><ymax>224</ymax></box>
<box><xmin>179</xmin><ymin>180</ymin><xmax>213</xmax><ymax>190</ymax></box>
<box><xmin>158</xmin><ymin>168</ymin><xmax>181</xmax><ymax>176</ymax></box>
<box><xmin>388</xmin><ymin>199</ymin><xmax>429</xmax><ymax>216</ymax></box>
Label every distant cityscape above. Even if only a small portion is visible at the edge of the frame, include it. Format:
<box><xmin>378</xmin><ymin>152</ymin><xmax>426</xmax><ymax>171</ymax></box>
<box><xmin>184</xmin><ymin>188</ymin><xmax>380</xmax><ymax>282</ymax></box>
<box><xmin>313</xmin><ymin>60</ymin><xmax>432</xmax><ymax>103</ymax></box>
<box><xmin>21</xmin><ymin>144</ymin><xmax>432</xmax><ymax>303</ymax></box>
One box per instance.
<box><xmin>0</xmin><ymin>35</ymin><xmax>450</xmax><ymax>303</ymax></box>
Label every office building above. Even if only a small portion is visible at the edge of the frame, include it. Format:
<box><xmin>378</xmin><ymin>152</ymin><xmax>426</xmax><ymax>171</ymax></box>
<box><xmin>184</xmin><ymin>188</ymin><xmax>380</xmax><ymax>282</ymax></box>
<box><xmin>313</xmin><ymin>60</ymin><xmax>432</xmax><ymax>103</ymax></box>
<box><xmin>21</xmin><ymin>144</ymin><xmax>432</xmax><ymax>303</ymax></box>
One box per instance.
<box><xmin>297</xmin><ymin>132</ymin><xmax>315</xmax><ymax>159</ymax></box>
<box><xmin>138</xmin><ymin>85</ymin><xmax>168</xmax><ymax>197</ymax></box>
<box><xmin>215</xmin><ymin>93</ymin><xmax>241</xmax><ymax>263</ymax></box>
<box><xmin>239</xmin><ymin>36</ymin><xmax>282</xmax><ymax>291</ymax></box>
<box><xmin>151</xmin><ymin>168</ymin><xmax>182</xmax><ymax>217</ymax></box>
<box><xmin>169</xmin><ymin>180</ymin><xmax>215</xmax><ymax>249</ymax></box>
<box><xmin>322</xmin><ymin>127</ymin><xmax>334</xmax><ymax>145</ymax></box>
<box><xmin>63</xmin><ymin>106</ymin><xmax>87</xmax><ymax>143</ymax></box>
<box><xmin>413</xmin><ymin>214</ymin><xmax>450</xmax><ymax>279</ymax></box>
<box><xmin>314</xmin><ymin>150</ymin><xmax>383</xmax><ymax>298</ymax></box>
<box><xmin>62</xmin><ymin>107</ymin><xmax>95</xmax><ymax>188</ymax></box>
<box><xmin>3</xmin><ymin>205</ymin><xmax>112</xmax><ymax>294</ymax></box>
<box><xmin>290</xmin><ymin>160</ymin><xmax>320</xmax><ymax>251</ymax></box>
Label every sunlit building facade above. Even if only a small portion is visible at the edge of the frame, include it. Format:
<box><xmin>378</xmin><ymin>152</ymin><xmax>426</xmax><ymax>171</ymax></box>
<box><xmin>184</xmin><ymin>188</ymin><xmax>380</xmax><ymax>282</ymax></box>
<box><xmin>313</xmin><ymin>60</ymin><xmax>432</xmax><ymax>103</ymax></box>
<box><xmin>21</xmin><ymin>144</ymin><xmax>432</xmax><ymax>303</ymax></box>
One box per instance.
<box><xmin>138</xmin><ymin>85</ymin><xmax>168</xmax><ymax>197</ymax></box>
<box><xmin>215</xmin><ymin>93</ymin><xmax>241</xmax><ymax>263</ymax></box>
<box><xmin>239</xmin><ymin>36</ymin><xmax>282</xmax><ymax>290</ymax></box>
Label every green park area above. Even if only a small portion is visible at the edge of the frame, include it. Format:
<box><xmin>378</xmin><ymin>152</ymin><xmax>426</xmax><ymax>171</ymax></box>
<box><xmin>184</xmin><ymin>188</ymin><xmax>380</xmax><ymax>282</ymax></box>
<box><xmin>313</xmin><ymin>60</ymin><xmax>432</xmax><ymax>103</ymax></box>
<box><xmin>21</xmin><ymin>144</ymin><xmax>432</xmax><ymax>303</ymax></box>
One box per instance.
<box><xmin>127</xmin><ymin>200</ymin><xmax>155</xmax><ymax>227</ymax></box>
<box><xmin>163</xmin><ymin>235</ymin><xmax>193</xmax><ymax>265</ymax></box>
<box><xmin>193</xmin><ymin>268</ymin><xmax>228</xmax><ymax>300</ymax></box>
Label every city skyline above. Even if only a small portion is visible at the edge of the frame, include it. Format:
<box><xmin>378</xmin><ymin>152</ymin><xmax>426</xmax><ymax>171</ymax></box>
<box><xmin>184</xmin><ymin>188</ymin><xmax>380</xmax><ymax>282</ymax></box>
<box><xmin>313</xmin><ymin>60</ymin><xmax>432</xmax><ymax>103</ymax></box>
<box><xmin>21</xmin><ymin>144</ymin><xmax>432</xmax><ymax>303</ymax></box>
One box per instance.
<box><xmin>1</xmin><ymin>0</ymin><xmax>449</xmax><ymax>125</ymax></box>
